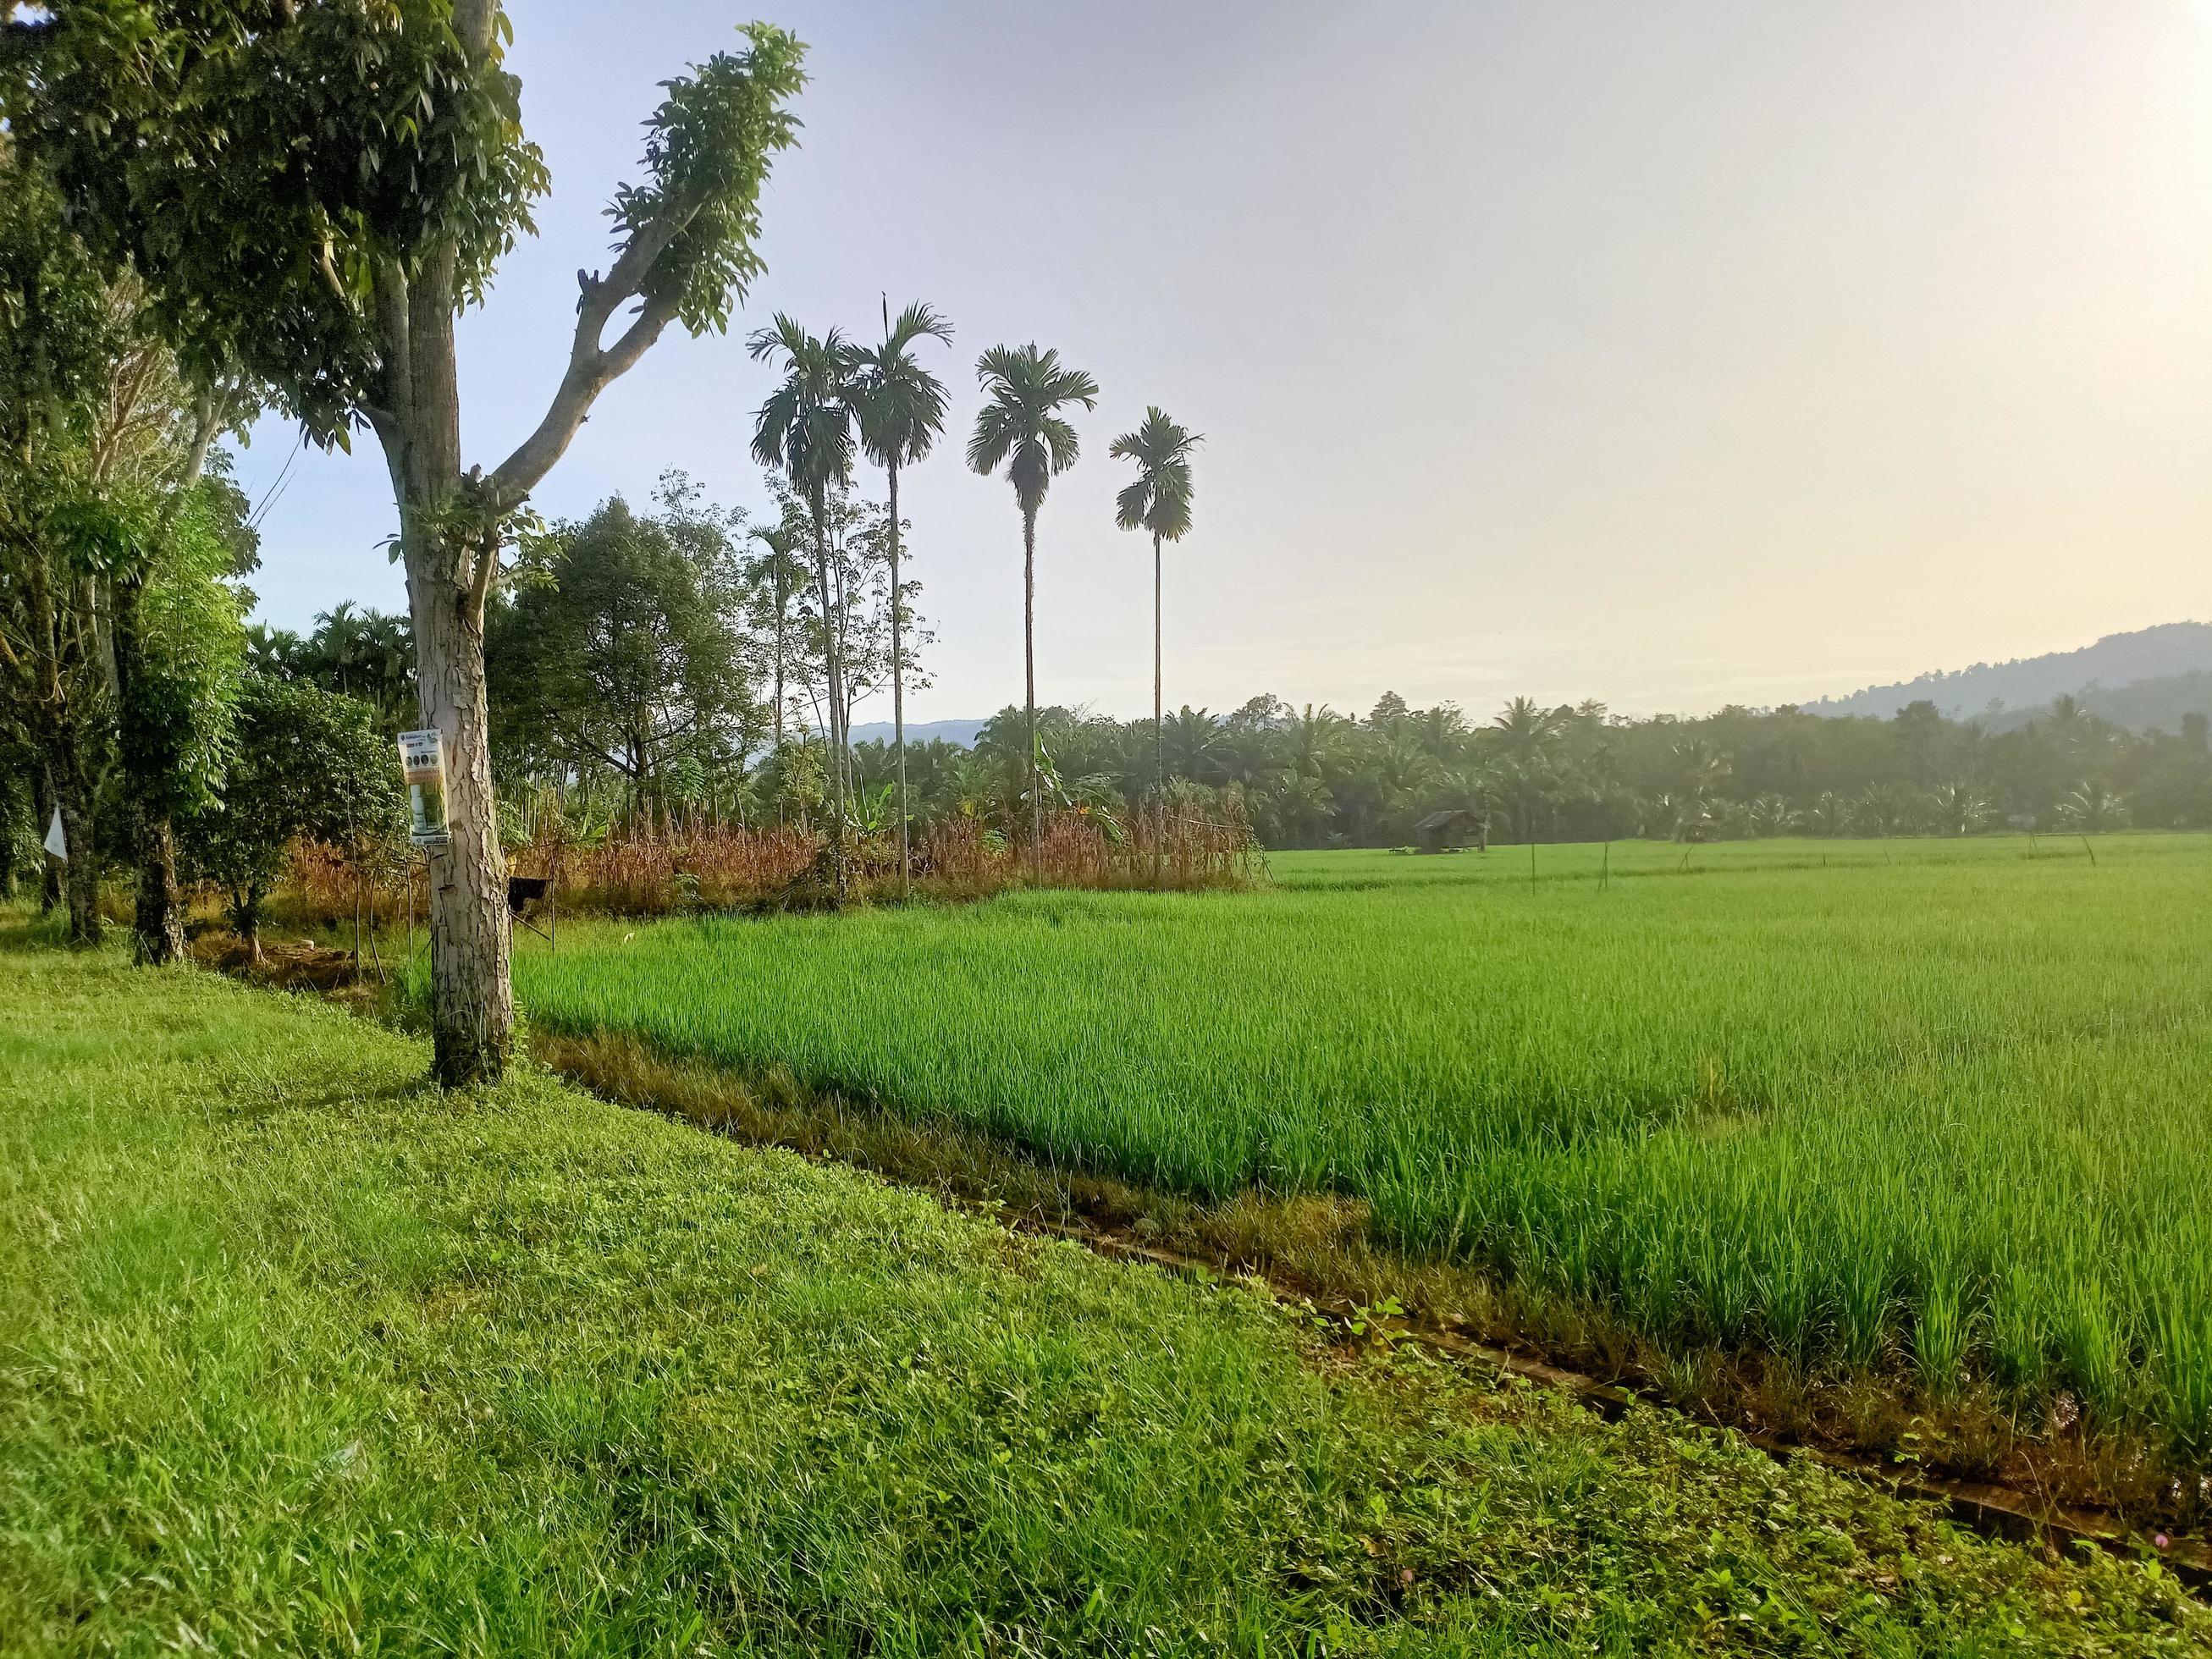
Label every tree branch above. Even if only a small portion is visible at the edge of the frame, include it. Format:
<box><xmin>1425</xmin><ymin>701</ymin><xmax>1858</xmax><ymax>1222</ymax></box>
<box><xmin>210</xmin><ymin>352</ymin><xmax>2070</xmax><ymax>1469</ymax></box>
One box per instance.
<box><xmin>452</xmin><ymin>0</ymin><xmax>499</xmax><ymax>64</ymax></box>
<box><xmin>486</xmin><ymin>190</ymin><xmax>708</xmax><ymax>511</ymax></box>
<box><xmin>176</xmin><ymin>389</ymin><xmax>223</xmax><ymax>493</ymax></box>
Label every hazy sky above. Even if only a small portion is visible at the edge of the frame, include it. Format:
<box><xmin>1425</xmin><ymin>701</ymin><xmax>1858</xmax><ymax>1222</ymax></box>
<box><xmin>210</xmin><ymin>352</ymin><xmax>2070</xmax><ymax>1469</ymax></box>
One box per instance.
<box><xmin>238</xmin><ymin>1</ymin><xmax>2212</xmax><ymax>724</ymax></box>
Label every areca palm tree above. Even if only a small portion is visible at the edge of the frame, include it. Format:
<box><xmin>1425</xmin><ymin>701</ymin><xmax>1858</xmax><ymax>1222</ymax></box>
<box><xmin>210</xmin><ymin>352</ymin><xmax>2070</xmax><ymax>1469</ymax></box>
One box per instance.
<box><xmin>742</xmin><ymin>517</ymin><xmax>807</xmax><ymax>755</ymax></box>
<box><xmin>967</xmin><ymin>343</ymin><xmax>1099</xmax><ymax>875</ymax></box>
<box><xmin>847</xmin><ymin>299</ymin><xmax>953</xmax><ymax>896</ymax></box>
<box><xmin>748</xmin><ymin>316</ymin><xmax>856</xmax><ymax>883</ymax></box>
<box><xmin>1110</xmin><ymin>407</ymin><xmax>1201</xmax><ymax>876</ymax></box>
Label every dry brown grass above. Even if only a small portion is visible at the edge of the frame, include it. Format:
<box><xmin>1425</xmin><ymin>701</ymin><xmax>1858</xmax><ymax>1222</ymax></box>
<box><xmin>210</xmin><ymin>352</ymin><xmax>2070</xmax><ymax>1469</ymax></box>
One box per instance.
<box><xmin>264</xmin><ymin>801</ymin><xmax>1259</xmax><ymax>926</ymax></box>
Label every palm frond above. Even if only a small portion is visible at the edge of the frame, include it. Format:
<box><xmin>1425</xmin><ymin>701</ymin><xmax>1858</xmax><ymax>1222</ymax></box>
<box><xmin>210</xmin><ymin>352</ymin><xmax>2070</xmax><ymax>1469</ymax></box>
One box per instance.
<box><xmin>967</xmin><ymin>402</ymin><xmax>1018</xmax><ymax>476</ymax></box>
<box><xmin>1110</xmin><ymin>407</ymin><xmax>1201</xmax><ymax>542</ymax></box>
<box><xmin>966</xmin><ymin>342</ymin><xmax>1097</xmax><ymax>509</ymax></box>
<box><xmin>1038</xmin><ymin>414</ymin><xmax>1080</xmax><ymax>472</ymax></box>
<box><xmin>1114</xmin><ymin>479</ymin><xmax>1151</xmax><ymax>533</ymax></box>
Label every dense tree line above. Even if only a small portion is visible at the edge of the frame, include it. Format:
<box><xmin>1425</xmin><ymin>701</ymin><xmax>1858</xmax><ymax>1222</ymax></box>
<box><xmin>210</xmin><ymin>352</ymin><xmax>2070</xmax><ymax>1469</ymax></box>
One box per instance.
<box><xmin>847</xmin><ymin>692</ymin><xmax>2210</xmax><ymax>849</ymax></box>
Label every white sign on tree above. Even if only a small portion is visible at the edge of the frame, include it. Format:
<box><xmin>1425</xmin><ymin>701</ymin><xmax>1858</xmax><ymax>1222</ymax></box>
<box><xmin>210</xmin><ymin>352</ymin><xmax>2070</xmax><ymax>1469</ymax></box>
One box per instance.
<box><xmin>42</xmin><ymin>808</ymin><xmax>66</xmax><ymax>862</ymax></box>
<box><xmin>397</xmin><ymin>730</ymin><xmax>452</xmax><ymax>849</ymax></box>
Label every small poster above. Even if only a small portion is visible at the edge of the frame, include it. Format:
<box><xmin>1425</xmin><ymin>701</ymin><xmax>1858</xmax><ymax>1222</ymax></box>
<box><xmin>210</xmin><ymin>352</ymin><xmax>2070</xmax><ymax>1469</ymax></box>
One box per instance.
<box><xmin>397</xmin><ymin>729</ymin><xmax>451</xmax><ymax>848</ymax></box>
<box><xmin>42</xmin><ymin>807</ymin><xmax>66</xmax><ymax>862</ymax></box>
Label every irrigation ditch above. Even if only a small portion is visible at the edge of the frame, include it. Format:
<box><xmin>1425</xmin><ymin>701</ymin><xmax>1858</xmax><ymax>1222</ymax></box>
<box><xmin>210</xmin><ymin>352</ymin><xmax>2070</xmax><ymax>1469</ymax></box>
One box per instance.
<box><xmin>530</xmin><ymin>1024</ymin><xmax>2212</xmax><ymax>1591</ymax></box>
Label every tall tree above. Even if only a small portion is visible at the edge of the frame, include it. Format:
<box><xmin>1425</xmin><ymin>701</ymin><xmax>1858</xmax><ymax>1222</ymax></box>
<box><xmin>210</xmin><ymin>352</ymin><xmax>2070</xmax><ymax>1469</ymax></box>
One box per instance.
<box><xmin>8</xmin><ymin>8</ymin><xmax>804</xmax><ymax>1084</ymax></box>
<box><xmin>1110</xmin><ymin>407</ymin><xmax>1201</xmax><ymax>880</ymax></box>
<box><xmin>0</xmin><ymin>137</ymin><xmax>118</xmax><ymax>946</ymax></box>
<box><xmin>65</xmin><ymin>300</ymin><xmax>259</xmax><ymax>966</ymax></box>
<box><xmin>488</xmin><ymin>492</ymin><xmax>753</xmax><ymax>819</ymax></box>
<box><xmin>747</xmin><ymin>317</ymin><xmax>857</xmax><ymax>888</ymax></box>
<box><xmin>967</xmin><ymin>344</ymin><xmax>1099</xmax><ymax>877</ymax></box>
<box><xmin>108</xmin><ymin>465</ymin><xmax>255</xmax><ymax>962</ymax></box>
<box><xmin>847</xmin><ymin>299</ymin><xmax>953</xmax><ymax>896</ymax></box>
<box><xmin>743</xmin><ymin>515</ymin><xmax>808</xmax><ymax>758</ymax></box>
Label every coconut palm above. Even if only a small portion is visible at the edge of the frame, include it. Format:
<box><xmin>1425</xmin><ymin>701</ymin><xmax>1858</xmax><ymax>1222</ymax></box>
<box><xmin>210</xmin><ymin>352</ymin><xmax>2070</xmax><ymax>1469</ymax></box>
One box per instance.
<box><xmin>1492</xmin><ymin>697</ymin><xmax>1559</xmax><ymax>762</ymax></box>
<box><xmin>967</xmin><ymin>344</ymin><xmax>1100</xmax><ymax>876</ymax></box>
<box><xmin>1929</xmin><ymin>780</ymin><xmax>1993</xmax><ymax>837</ymax></box>
<box><xmin>1110</xmin><ymin>406</ymin><xmax>1202</xmax><ymax>875</ymax></box>
<box><xmin>1287</xmin><ymin>703</ymin><xmax>1354</xmax><ymax>780</ymax></box>
<box><xmin>1746</xmin><ymin>793</ymin><xmax>1799</xmax><ymax>837</ymax></box>
<box><xmin>847</xmin><ymin>300</ymin><xmax>953</xmax><ymax>896</ymax></box>
<box><xmin>2056</xmin><ymin>779</ymin><xmax>2129</xmax><ymax>834</ymax></box>
<box><xmin>748</xmin><ymin>317</ymin><xmax>857</xmax><ymax>885</ymax></box>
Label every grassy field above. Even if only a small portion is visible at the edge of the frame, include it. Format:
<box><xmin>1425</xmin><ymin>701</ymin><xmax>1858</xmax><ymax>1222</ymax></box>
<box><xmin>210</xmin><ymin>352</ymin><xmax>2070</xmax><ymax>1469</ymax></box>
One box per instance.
<box><xmin>508</xmin><ymin>834</ymin><xmax>2212</xmax><ymax>1454</ymax></box>
<box><xmin>14</xmin><ymin>928</ymin><xmax>2210</xmax><ymax>1652</ymax></box>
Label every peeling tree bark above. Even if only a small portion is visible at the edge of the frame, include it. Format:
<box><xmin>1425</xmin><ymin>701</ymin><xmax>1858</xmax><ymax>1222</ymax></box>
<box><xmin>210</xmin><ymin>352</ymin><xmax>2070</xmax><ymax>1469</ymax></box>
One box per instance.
<box><xmin>368</xmin><ymin>246</ymin><xmax>516</xmax><ymax>1088</ymax></box>
<box><xmin>359</xmin><ymin>72</ymin><xmax>698</xmax><ymax>1083</ymax></box>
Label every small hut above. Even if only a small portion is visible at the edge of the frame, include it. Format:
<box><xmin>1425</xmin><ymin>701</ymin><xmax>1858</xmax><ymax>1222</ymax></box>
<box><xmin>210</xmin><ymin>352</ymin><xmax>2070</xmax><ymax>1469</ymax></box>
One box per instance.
<box><xmin>1413</xmin><ymin>807</ymin><xmax>1487</xmax><ymax>853</ymax></box>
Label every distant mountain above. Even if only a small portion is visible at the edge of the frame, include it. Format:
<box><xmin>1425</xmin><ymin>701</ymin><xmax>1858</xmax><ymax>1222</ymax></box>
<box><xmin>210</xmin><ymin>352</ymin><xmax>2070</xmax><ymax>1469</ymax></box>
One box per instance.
<box><xmin>836</xmin><ymin>624</ymin><xmax>2212</xmax><ymax>750</ymax></box>
<box><xmin>1972</xmin><ymin>670</ymin><xmax>2212</xmax><ymax>737</ymax></box>
<box><xmin>847</xmin><ymin>718</ymin><xmax>988</xmax><ymax>749</ymax></box>
<box><xmin>1802</xmin><ymin>622</ymin><xmax>2212</xmax><ymax>724</ymax></box>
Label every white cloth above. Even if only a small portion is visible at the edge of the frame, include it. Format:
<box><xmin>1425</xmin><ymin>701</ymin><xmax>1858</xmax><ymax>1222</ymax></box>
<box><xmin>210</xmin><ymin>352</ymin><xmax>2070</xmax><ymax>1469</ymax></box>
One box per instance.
<box><xmin>42</xmin><ymin>807</ymin><xmax>67</xmax><ymax>861</ymax></box>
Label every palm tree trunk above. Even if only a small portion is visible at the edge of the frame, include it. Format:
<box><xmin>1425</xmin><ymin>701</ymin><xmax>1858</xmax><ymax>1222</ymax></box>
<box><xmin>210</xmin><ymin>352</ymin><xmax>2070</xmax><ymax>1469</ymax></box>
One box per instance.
<box><xmin>772</xmin><ymin>559</ymin><xmax>786</xmax><ymax>753</ymax></box>
<box><xmin>810</xmin><ymin>494</ymin><xmax>847</xmax><ymax>896</ymax></box>
<box><xmin>889</xmin><ymin>456</ymin><xmax>909</xmax><ymax>898</ymax></box>
<box><xmin>829</xmin><ymin>527</ymin><xmax>849</xmax><ymax>792</ymax></box>
<box><xmin>1153</xmin><ymin>528</ymin><xmax>1163</xmax><ymax>889</ymax></box>
<box><xmin>1023</xmin><ymin>503</ymin><xmax>1040</xmax><ymax>883</ymax></box>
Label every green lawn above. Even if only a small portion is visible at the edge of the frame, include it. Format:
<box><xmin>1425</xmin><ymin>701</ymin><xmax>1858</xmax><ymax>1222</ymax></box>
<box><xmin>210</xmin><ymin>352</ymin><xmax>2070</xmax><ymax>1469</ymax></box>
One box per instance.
<box><xmin>3</xmin><ymin>923</ymin><xmax>2206</xmax><ymax>1652</ymax></box>
<box><xmin>507</xmin><ymin>834</ymin><xmax>2212</xmax><ymax>1451</ymax></box>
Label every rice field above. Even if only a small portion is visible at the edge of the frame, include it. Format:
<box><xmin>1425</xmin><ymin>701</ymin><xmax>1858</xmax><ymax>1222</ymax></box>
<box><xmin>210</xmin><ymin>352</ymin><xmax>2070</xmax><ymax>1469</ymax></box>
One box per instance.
<box><xmin>508</xmin><ymin>834</ymin><xmax>2212</xmax><ymax>1450</ymax></box>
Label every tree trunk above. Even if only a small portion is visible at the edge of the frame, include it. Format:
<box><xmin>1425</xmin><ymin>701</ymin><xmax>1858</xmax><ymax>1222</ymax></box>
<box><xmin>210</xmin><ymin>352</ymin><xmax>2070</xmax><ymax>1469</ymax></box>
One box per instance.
<box><xmin>828</xmin><ymin>522</ymin><xmax>852</xmax><ymax>803</ymax></box>
<box><xmin>38</xmin><ymin>718</ymin><xmax>99</xmax><ymax>949</ymax></box>
<box><xmin>232</xmin><ymin>883</ymin><xmax>262</xmax><ymax>965</ymax></box>
<box><xmin>30</xmin><ymin>763</ymin><xmax>58</xmax><ymax>915</ymax></box>
<box><xmin>772</xmin><ymin>559</ymin><xmax>786</xmax><ymax>754</ymax></box>
<box><xmin>374</xmin><ymin>247</ymin><xmax>514</xmax><ymax>1088</ymax></box>
<box><xmin>889</xmin><ymin>456</ymin><xmax>908</xmax><ymax>897</ymax></box>
<box><xmin>809</xmin><ymin>493</ymin><xmax>847</xmax><ymax>896</ymax></box>
<box><xmin>1153</xmin><ymin>528</ymin><xmax>1163</xmax><ymax>889</ymax></box>
<box><xmin>401</xmin><ymin>533</ymin><xmax>513</xmax><ymax>1085</ymax></box>
<box><xmin>109</xmin><ymin>572</ymin><xmax>187</xmax><ymax>964</ymax></box>
<box><xmin>1023</xmin><ymin>504</ymin><xmax>1040</xmax><ymax>883</ymax></box>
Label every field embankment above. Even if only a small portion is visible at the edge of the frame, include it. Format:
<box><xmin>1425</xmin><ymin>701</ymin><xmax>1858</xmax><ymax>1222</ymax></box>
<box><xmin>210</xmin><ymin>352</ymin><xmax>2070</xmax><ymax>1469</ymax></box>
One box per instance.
<box><xmin>506</xmin><ymin>835</ymin><xmax>2212</xmax><ymax>1511</ymax></box>
<box><xmin>3</xmin><ymin>919</ymin><xmax>2206</xmax><ymax>1652</ymax></box>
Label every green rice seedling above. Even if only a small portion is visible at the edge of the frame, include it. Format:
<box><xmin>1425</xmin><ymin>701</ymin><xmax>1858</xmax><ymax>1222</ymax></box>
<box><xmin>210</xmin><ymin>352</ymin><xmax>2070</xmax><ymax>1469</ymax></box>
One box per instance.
<box><xmin>507</xmin><ymin>833</ymin><xmax>2212</xmax><ymax>1447</ymax></box>
<box><xmin>2054</xmin><ymin>1273</ymin><xmax>2129</xmax><ymax>1424</ymax></box>
<box><xmin>1984</xmin><ymin>1265</ymin><xmax>2051</xmax><ymax>1397</ymax></box>
<box><xmin>2151</xmin><ymin>1279</ymin><xmax>2212</xmax><ymax>1457</ymax></box>
<box><xmin>1835</xmin><ymin>1215</ymin><xmax>1896</xmax><ymax>1371</ymax></box>
<box><xmin>1914</xmin><ymin>1280</ymin><xmax>1970</xmax><ymax>1401</ymax></box>
<box><xmin>1752</xmin><ymin>1221</ymin><xmax>1821</xmax><ymax>1362</ymax></box>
